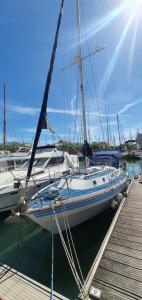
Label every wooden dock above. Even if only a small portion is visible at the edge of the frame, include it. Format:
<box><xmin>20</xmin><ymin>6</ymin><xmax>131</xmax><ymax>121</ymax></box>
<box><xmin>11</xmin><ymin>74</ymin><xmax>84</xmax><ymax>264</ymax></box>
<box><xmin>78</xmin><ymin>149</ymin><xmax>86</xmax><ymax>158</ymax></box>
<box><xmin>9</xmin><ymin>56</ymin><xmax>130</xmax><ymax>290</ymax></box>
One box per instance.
<box><xmin>81</xmin><ymin>177</ymin><xmax>142</xmax><ymax>300</ymax></box>
<box><xmin>0</xmin><ymin>264</ymin><xmax>69</xmax><ymax>300</ymax></box>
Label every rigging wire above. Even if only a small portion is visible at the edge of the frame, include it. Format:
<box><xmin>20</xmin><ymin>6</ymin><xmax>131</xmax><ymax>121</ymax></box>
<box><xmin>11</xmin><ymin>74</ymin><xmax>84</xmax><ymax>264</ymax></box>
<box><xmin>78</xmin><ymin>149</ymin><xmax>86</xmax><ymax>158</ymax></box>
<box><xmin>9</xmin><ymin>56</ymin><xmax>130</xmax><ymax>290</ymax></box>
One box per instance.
<box><xmin>80</xmin><ymin>2</ymin><xmax>105</xmax><ymax>142</ymax></box>
<box><xmin>88</xmin><ymin>0</ymin><xmax>111</xmax><ymax>146</ymax></box>
<box><xmin>61</xmin><ymin>2</ymin><xmax>77</xmax><ymax>145</ymax></box>
<box><xmin>73</xmin><ymin>77</ymin><xmax>80</xmax><ymax>143</ymax></box>
<box><xmin>50</xmin><ymin>214</ymin><xmax>54</xmax><ymax>300</ymax></box>
<box><xmin>100</xmin><ymin>48</ymin><xmax>112</xmax><ymax>146</ymax></box>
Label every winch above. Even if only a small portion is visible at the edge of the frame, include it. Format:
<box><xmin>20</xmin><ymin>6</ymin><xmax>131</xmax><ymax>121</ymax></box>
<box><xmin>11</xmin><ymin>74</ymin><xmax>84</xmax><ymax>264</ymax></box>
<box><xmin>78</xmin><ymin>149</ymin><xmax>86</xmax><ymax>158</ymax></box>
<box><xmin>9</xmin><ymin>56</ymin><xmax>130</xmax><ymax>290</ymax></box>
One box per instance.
<box><xmin>48</xmin><ymin>186</ymin><xmax>59</xmax><ymax>199</ymax></box>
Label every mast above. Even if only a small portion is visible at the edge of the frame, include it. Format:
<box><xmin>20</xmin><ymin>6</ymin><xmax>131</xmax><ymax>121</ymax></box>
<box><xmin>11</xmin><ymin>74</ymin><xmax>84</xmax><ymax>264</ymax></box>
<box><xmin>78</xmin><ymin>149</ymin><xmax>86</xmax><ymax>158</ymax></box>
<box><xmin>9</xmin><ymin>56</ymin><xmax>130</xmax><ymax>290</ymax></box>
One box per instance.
<box><xmin>76</xmin><ymin>0</ymin><xmax>92</xmax><ymax>166</ymax></box>
<box><xmin>3</xmin><ymin>83</ymin><xmax>6</xmax><ymax>149</ymax></box>
<box><xmin>76</xmin><ymin>0</ymin><xmax>87</xmax><ymax>142</ymax></box>
<box><xmin>117</xmin><ymin>113</ymin><xmax>121</xmax><ymax>149</ymax></box>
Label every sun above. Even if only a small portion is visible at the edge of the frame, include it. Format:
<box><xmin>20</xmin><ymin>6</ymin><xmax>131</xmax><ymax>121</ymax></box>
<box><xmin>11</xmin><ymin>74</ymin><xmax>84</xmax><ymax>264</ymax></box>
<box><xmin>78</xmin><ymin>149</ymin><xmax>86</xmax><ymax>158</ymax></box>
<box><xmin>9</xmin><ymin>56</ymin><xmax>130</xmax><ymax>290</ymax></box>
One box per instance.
<box><xmin>127</xmin><ymin>0</ymin><xmax>142</xmax><ymax>19</ymax></box>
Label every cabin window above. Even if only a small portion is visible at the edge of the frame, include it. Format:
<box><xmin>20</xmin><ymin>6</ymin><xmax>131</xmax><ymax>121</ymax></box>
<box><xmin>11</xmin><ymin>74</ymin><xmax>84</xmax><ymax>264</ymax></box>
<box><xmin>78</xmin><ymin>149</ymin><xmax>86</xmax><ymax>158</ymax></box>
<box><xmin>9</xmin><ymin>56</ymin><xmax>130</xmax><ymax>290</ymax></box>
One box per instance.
<box><xmin>7</xmin><ymin>160</ymin><xmax>14</xmax><ymax>170</ymax></box>
<box><xmin>34</xmin><ymin>158</ymin><xmax>49</xmax><ymax>167</ymax></box>
<box><xmin>21</xmin><ymin>159</ymin><xmax>36</xmax><ymax>169</ymax></box>
<box><xmin>16</xmin><ymin>160</ymin><xmax>23</xmax><ymax>167</ymax></box>
<box><xmin>47</xmin><ymin>156</ymin><xmax>64</xmax><ymax>166</ymax></box>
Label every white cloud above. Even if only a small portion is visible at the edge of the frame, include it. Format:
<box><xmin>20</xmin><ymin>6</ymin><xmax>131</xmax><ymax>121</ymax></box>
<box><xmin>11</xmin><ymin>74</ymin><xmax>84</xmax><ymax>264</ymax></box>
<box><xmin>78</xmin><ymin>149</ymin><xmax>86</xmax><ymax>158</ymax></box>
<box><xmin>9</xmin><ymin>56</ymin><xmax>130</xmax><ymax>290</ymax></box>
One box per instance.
<box><xmin>118</xmin><ymin>98</ymin><xmax>142</xmax><ymax>114</ymax></box>
<box><xmin>6</xmin><ymin>97</ymin><xmax>142</xmax><ymax>123</ymax></box>
<box><xmin>7</xmin><ymin>103</ymin><xmax>115</xmax><ymax>117</ymax></box>
<box><xmin>21</xmin><ymin>128</ymin><xmax>36</xmax><ymax>133</ymax></box>
<box><xmin>9</xmin><ymin>105</ymin><xmax>40</xmax><ymax>116</ymax></box>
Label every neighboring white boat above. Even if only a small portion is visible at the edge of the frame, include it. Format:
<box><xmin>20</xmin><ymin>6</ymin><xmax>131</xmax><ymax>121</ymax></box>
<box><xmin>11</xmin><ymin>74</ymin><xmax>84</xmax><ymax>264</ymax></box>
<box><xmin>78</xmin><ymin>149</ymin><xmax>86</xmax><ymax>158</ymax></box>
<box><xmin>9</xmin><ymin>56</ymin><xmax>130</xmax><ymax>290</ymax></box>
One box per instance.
<box><xmin>0</xmin><ymin>150</ymin><xmax>11</xmax><ymax>171</ymax></box>
<box><xmin>0</xmin><ymin>150</ymin><xmax>31</xmax><ymax>172</ymax></box>
<box><xmin>0</xmin><ymin>145</ymin><xmax>79</xmax><ymax>212</ymax></box>
<box><xmin>0</xmin><ymin>146</ymin><xmax>33</xmax><ymax>172</ymax></box>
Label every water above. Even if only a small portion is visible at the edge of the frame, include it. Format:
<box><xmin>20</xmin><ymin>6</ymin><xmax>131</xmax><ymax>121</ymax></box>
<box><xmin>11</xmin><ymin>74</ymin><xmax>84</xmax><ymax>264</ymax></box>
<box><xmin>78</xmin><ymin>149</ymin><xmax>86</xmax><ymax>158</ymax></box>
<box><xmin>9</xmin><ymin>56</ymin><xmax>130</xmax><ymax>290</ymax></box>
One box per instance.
<box><xmin>0</xmin><ymin>159</ymin><xmax>141</xmax><ymax>299</ymax></box>
<box><xmin>127</xmin><ymin>158</ymin><xmax>142</xmax><ymax>178</ymax></box>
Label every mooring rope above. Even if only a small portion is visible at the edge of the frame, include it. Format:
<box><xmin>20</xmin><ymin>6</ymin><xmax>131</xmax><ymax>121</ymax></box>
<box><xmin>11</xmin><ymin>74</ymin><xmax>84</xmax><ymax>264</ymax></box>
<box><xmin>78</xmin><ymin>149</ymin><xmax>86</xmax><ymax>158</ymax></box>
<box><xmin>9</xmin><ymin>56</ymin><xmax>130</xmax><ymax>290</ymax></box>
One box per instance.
<box><xmin>52</xmin><ymin>206</ymin><xmax>85</xmax><ymax>298</ymax></box>
<box><xmin>62</xmin><ymin>204</ymin><xmax>85</xmax><ymax>284</ymax></box>
<box><xmin>50</xmin><ymin>214</ymin><xmax>54</xmax><ymax>300</ymax></box>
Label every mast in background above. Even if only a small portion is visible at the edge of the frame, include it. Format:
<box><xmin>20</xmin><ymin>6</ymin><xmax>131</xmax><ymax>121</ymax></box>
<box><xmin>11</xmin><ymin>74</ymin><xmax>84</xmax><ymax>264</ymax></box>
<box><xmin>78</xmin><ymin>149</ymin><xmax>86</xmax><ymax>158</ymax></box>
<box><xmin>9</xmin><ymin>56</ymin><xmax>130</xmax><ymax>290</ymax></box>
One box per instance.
<box><xmin>3</xmin><ymin>83</ymin><xmax>6</xmax><ymax>149</ymax></box>
<box><xmin>117</xmin><ymin>113</ymin><xmax>121</xmax><ymax>148</ymax></box>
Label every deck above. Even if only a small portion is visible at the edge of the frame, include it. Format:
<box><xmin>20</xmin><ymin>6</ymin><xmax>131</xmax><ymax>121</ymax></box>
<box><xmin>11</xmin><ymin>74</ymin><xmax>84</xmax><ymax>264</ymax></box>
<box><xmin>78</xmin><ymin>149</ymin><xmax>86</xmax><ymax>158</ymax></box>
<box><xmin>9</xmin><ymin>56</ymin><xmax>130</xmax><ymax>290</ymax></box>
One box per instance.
<box><xmin>0</xmin><ymin>264</ymin><xmax>69</xmax><ymax>300</ymax></box>
<box><xmin>81</xmin><ymin>177</ymin><xmax>142</xmax><ymax>300</ymax></box>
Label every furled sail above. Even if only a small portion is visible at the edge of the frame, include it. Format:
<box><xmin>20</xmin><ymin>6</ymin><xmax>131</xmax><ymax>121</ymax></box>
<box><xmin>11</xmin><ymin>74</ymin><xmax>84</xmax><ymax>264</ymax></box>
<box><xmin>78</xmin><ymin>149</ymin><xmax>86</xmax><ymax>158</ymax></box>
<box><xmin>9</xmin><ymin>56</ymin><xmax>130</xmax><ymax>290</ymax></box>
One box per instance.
<box><xmin>82</xmin><ymin>140</ymin><xmax>93</xmax><ymax>157</ymax></box>
<box><xmin>25</xmin><ymin>0</ymin><xmax>64</xmax><ymax>186</ymax></box>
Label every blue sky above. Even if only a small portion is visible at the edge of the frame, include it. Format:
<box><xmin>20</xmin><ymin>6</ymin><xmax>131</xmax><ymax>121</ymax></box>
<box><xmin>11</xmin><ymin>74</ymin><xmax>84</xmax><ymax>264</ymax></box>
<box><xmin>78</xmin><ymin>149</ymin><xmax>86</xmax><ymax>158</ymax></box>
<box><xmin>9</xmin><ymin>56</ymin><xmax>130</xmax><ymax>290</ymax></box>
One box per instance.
<box><xmin>0</xmin><ymin>0</ymin><xmax>142</xmax><ymax>145</ymax></box>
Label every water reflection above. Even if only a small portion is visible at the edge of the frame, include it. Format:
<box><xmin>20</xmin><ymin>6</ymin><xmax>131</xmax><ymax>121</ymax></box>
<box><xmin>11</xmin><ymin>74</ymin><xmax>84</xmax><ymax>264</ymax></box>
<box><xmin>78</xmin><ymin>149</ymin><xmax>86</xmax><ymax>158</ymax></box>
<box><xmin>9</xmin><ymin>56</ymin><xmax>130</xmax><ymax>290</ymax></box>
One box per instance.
<box><xmin>127</xmin><ymin>158</ymin><xmax>142</xmax><ymax>177</ymax></box>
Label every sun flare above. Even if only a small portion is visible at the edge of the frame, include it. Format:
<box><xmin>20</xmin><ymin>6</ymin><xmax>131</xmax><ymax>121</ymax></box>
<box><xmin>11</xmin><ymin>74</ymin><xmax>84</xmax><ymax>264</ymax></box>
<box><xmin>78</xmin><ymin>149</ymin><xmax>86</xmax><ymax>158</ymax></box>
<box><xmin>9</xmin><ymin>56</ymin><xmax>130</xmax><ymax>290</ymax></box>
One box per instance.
<box><xmin>127</xmin><ymin>0</ymin><xmax>142</xmax><ymax>18</ymax></box>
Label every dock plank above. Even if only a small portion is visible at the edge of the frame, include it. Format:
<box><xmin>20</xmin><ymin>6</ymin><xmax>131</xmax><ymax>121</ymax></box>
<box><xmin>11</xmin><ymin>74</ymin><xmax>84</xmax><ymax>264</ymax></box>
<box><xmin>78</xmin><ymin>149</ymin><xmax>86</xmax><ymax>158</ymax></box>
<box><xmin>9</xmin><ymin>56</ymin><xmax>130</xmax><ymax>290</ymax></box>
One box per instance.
<box><xmin>99</xmin><ymin>257</ymin><xmax>142</xmax><ymax>282</ymax></box>
<box><xmin>117</xmin><ymin>215</ymin><xmax>142</xmax><ymax>223</ymax></box>
<box><xmin>94</xmin><ymin>267</ymin><xmax>142</xmax><ymax>298</ymax></box>
<box><xmin>103</xmin><ymin>249</ymin><xmax>142</xmax><ymax>270</ymax></box>
<box><xmin>112</xmin><ymin>231</ymin><xmax>142</xmax><ymax>244</ymax></box>
<box><xmin>115</xmin><ymin>219</ymin><xmax>142</xmax><ymax>230</ymax></box>
<box><xmin>106</xmin><ymin>243</ymin><xmax>142</xmax><ymax>260</ymax></box>
<box><xmin>115</xmin><ymin>220</ymin><xmax>142</xmax><ymax>231</ymax></box>
<box><xmin>0</xmin><ymin>265</ymin><xmax>69</xmax><ymax>300</ymax></box>
<box><xmin>114</xmin><ymin>225</ymin><xmax>142</xmax><ymax>238</ymax></box>
<box><xmin>92</xmin><ymin>280</ymin><xmax>138</xmax><ymax>300</ymax></box>
<box><xmin>109</xmin><ymin>236</ymin><xmax>142</xmax><ymax>251</ymax></box>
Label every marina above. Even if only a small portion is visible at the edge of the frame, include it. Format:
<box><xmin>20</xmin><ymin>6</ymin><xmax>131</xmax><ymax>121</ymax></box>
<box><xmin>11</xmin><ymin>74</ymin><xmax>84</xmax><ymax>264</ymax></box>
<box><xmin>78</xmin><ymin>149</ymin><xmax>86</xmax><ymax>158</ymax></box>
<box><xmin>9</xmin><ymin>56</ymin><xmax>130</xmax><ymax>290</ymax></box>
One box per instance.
<box><xmin>0</xmin><ymin>0</ymin><xmax>142</xmax><ymax>299</ymax></box>
<box><xmin>0</xmin><ymin>162</ymin><xmax>141</xmax><ymax>299</ymax></box>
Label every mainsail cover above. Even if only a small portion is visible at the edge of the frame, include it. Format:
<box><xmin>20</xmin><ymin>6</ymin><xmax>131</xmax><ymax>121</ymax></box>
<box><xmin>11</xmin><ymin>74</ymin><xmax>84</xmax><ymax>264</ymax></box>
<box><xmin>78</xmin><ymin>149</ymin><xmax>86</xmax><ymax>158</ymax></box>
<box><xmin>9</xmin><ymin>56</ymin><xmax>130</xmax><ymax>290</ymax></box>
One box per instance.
<box><xmin>25</xmin><ymin>0</ymin><xmax>64</xmax><ymax>185</ymax></box>
<box><xmin>82</xmin><ymin>140</ymin><xmax>93</xmax><ymax>157</ymax></box>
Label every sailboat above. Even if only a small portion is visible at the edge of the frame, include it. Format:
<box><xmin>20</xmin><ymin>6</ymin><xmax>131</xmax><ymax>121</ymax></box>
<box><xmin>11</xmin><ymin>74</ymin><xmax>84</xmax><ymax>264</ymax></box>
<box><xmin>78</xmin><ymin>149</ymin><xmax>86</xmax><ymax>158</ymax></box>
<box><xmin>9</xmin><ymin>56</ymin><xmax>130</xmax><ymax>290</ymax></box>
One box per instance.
<box><xmin>17</xmin><ymin>0</ymin><xmax>127</xmax><ymax>233</ymax></box>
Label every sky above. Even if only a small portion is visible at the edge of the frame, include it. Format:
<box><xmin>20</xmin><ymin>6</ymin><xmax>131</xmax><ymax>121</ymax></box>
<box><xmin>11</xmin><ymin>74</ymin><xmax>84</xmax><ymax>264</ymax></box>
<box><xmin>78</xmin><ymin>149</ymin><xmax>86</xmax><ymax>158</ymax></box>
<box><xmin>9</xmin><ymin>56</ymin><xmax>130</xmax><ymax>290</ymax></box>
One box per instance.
<box><xmin>0</xmin><ymin>0</ymin><xmax>142</xmax><ymax>145</ymax></box>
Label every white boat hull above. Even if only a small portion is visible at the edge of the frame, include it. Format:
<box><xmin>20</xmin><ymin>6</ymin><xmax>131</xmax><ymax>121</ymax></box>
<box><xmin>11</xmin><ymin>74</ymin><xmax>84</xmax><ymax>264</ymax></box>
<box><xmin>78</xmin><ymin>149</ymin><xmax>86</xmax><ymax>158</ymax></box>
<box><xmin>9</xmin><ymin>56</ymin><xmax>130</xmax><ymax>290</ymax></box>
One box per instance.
<box><xmin>0</xmin><ymin>180</ymin><xmax>51</xmax><ymax>212</ymax></box>
<box><xmin>26</xmin><ymin>180</ymin><xmax>126</xmax><ymax>233</ymax></box>
<box><xmin>0</xmin><ymin>149</ymin><xmax>79</xmax><ymax>213</ymax></box>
